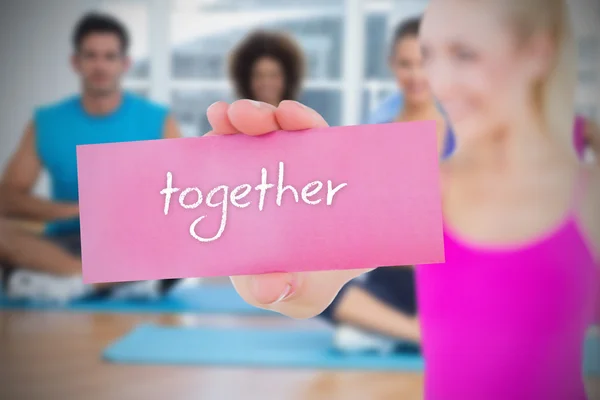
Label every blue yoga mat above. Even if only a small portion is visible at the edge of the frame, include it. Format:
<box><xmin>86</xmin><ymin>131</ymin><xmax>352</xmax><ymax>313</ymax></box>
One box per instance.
<box><xmin>103</xmin><ymin>323</ymin><xmax>423</xmax><ymax>371</ymax></box>
<box><xmin>103</xmin><ymin>323</ymin><xmax>600</xmax><ymax>375</ymax></box>
<box><xmin>0</xmin><ymin>284</ymin><xmax>274</xmax><ymax>315</ymax></box>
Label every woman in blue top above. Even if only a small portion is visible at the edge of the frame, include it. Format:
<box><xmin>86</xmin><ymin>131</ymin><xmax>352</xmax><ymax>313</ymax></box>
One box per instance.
<box><xmin>319</xmin><ymin>16</ymin><xmax>450</xmax><ymax>352</ymax></box>
<box><xmin>368</xmin><ymin>18</ymin><xmax>456</xmax><ymax>160</ymax></box>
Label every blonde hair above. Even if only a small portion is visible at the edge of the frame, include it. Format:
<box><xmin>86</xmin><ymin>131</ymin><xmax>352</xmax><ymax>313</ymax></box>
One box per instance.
<box><xmin>505</xmin><ymin>0</ymin><xmax>577</xmax><ymax>147</ymax></box>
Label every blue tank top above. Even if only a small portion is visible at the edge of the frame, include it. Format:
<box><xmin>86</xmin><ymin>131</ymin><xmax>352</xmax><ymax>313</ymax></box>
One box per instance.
<box><xmin>366</xmin><ymin>92</ymin><xmax>456</xmax><ymax>159</ymax></box>
<box><xmin>35</xmin><ymin>92</ymin><xmax>168</xmax><ymax>235</ymax></box>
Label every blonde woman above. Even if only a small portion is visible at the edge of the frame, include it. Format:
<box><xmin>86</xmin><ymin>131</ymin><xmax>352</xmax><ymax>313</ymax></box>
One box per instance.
<box><xmin>208</xmin><ymin>0</ymin><xmax>599</xmax><ymax>398</ymax></box>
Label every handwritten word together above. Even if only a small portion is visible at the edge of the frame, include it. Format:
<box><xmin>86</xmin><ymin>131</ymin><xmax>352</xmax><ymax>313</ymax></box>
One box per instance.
<box><xmin>160</xmin><ymin>162</ymin><xmax>347</xmax><ymax>243</ymax></box>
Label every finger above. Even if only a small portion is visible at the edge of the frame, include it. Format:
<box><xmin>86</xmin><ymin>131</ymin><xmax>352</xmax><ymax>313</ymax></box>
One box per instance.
<box><xmin>227</xmin><ymin>100</ymin><xmax>280</xmax><ymax>136</ymax></box>
<box><xmin>275</xmin><ymin>100</ymin><xmax>329</xmax><ymax>131</ymax></box>
<box><xmin>230</xmin><ymin>268</ymin><xmax>372</xmax><ymax>319</ymax></box>
<box><xmin>206</xmin><ymin>101</ymin><xmax>239</xmax><ymax>135</ymax></box>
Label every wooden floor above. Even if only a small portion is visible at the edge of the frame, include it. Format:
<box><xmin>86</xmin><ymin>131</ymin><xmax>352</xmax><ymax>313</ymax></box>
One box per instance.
<box><xmin>0</xmin><ymin>310</ymin><xmax>598</xmax><ymax>400</ymax></box>
<box><xmin>0</xmin><ymin>311</ymin><xmax>424</xmax><ymax>400</ymax></box>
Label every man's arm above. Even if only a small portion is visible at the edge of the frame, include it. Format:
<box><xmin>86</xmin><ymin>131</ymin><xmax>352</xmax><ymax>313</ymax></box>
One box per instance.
<box><xmin>0</xmin><ymin>121</ymin><xmax>79</xmax><ymax>221</ymax></box>
<box><xmin>162</xmin><ymin>115</ymin><xmax>182</xmax><ymax>139</ymax></box>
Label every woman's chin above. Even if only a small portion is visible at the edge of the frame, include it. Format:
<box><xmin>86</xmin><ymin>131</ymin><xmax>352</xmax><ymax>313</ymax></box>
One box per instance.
<box><xmin>451</xmin><ymin>118</ymin><xmax>485</xmax><ymax>141</ymax></box>
<box><xmin>405</xmin><ymin>94</ymin><xmax>433</xmax><ymax>107</ymax></box>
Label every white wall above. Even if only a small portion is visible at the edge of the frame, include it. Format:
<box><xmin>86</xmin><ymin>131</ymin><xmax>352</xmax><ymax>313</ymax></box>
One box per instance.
<box><xmin>0</xmin><ymin>0</ymin><xmax>99</xmax><ymax>195</ymax></box>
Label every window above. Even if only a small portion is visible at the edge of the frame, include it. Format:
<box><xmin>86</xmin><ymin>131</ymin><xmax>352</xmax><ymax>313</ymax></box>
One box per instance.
<box><xmin>361</xmin><ymin>0</ymin><xmax>428</xmax><ymax>122</ymax></box>
<box><xmin>364</xmin><ymin>11</ymin><xmax>391</xmax><ymax>81</ymax></box>
<box><xmin>171</xmin><ymin>3</ymin><xmax>343</xmax><ymax>79</ymax></box>
<box><xmin>169</xmin><ymin>0</ymin><xmax>344</xmax><ymax>136</ymax></box>
<box><xmin>100</xmin><ymin>0</ymin><xmax>150</xmax><ymax>81</ymax></box>
<box><xmin>128</xmin><ymin>88</ymin><xmax>149</xmax><ymax>98</ymax></box>
<box><xmin>299</xmin><ymin>89</ymin><xmax>343</xmax><ymax>127</ymax></box>
<box><xmin>114</xmin><ymin>0</ymin><xmax>599</xmax><ymax>135</ymax></box>
<box><xmin>171</xmin><ymin>88</ymin><xmax>234</xmax><ymax>137</ymax></box>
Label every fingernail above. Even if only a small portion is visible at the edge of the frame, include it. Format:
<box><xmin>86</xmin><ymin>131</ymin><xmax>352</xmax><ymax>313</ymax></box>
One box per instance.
<box><xmin>273</xmin><ymin>284</ymin><xmax>293</xmax><ymax>304</ymax></box>
<box><xmin>249</xmin><ymin>273</ymin><xmax>297</xmax><ymax>305</ymax></box>
<box><xmin>248</xmin><ymin>100</ymin><xmax>262</xmax><ymax>108</ymax></box>
<box><xmin>284</xmin><ymin>101</ymin><xmax>322</xmax><ymax>122</ymax></box>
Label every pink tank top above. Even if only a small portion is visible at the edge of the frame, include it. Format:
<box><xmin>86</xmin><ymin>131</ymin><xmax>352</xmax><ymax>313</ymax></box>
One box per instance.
<box><xmin>416</xmin><ymin>180</ymin><xmax>598</xmax><ymax>399</ymax></box>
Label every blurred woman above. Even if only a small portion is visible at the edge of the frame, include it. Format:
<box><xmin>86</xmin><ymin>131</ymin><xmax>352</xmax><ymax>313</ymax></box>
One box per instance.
<box><xmin>322</xmin><ymin>18</ymin><xmax>600</xmax><ymax>354</ymax></box>
<box><xmin>319</xmin><ymin>17</ymin><xmax>443</xmax><ymax>352</ymax></box>
<box><xmin>229</xmin><ymin>30</ymin><xmax>305</xmax><ymax>106</ymax></box>
<box><xmin>210</xmin><ymin>0</ymin><xmax>600</xmax><ymax>398</ymax></box>
<box><xmin>369</xmin><ymin>17</ymin><xmax>454</xmax><ymax>158</ymax></box>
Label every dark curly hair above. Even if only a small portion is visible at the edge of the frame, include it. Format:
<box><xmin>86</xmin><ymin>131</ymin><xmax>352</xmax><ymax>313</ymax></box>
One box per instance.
<box><xmin>229</xmin><ymin>30</ymin><xmax>305</xmax><ymax>101</ymax></box>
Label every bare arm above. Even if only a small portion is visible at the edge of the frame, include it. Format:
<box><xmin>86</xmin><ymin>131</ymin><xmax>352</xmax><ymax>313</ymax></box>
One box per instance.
<box><xmin>0</xmin><ymin>121</ymin><xmax>79</xmax><ymax>222</ymax></box>
<box><xmin>162</xmin><ymin>115</ymin><xmax>182</xmax><ymax>139</ymax></box>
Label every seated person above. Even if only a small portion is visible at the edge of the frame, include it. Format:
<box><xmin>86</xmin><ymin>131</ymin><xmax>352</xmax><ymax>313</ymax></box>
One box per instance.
<box><xmin>319</xmin><ymin>17</ymin><xmax>443</xmax><ymax>352</ymax></box>
<box><xmin>229</xmin><ymin>30</ymin><xmax>305</xmax><ymax>106</ymax></box>
<box><xmin>0</xmin><ymin>13</ymin><xmax>182</xmax><ymax>302</ymax></box>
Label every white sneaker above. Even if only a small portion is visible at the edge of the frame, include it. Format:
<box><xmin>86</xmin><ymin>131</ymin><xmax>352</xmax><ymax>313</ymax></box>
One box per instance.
<box><xmin>333</xmin><ymin>325</ymin><xmax>398</xmax><ymax>355</ymax></box>
<box><xmin>6</xmin><ymin>270</ymin><xmax>92</xmax><ymax>305</ymax></box>
<box><xmin>109</xmin><ymin>280</ymin><xmax>161</xmax><ymax>301</ymax></box>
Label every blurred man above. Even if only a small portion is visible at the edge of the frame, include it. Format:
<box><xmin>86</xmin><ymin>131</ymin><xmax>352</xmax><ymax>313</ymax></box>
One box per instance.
<box><xmin>0</xmin><ymin>13</ymin><xmax>181</xmax><ymax>302</ymax></box>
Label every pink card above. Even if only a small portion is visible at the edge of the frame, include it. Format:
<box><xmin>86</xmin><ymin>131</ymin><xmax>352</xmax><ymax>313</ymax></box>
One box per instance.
<box><xmin>76</xmin><ymin>121</ymin><xmax>444</xmax><ymax>283</ymax></box>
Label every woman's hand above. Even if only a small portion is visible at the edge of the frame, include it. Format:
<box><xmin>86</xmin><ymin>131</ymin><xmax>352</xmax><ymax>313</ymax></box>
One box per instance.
<box><xmin>206</xmin><ymin>99</ymin><xmax>372</xmax><ymax>319</ymax></box>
